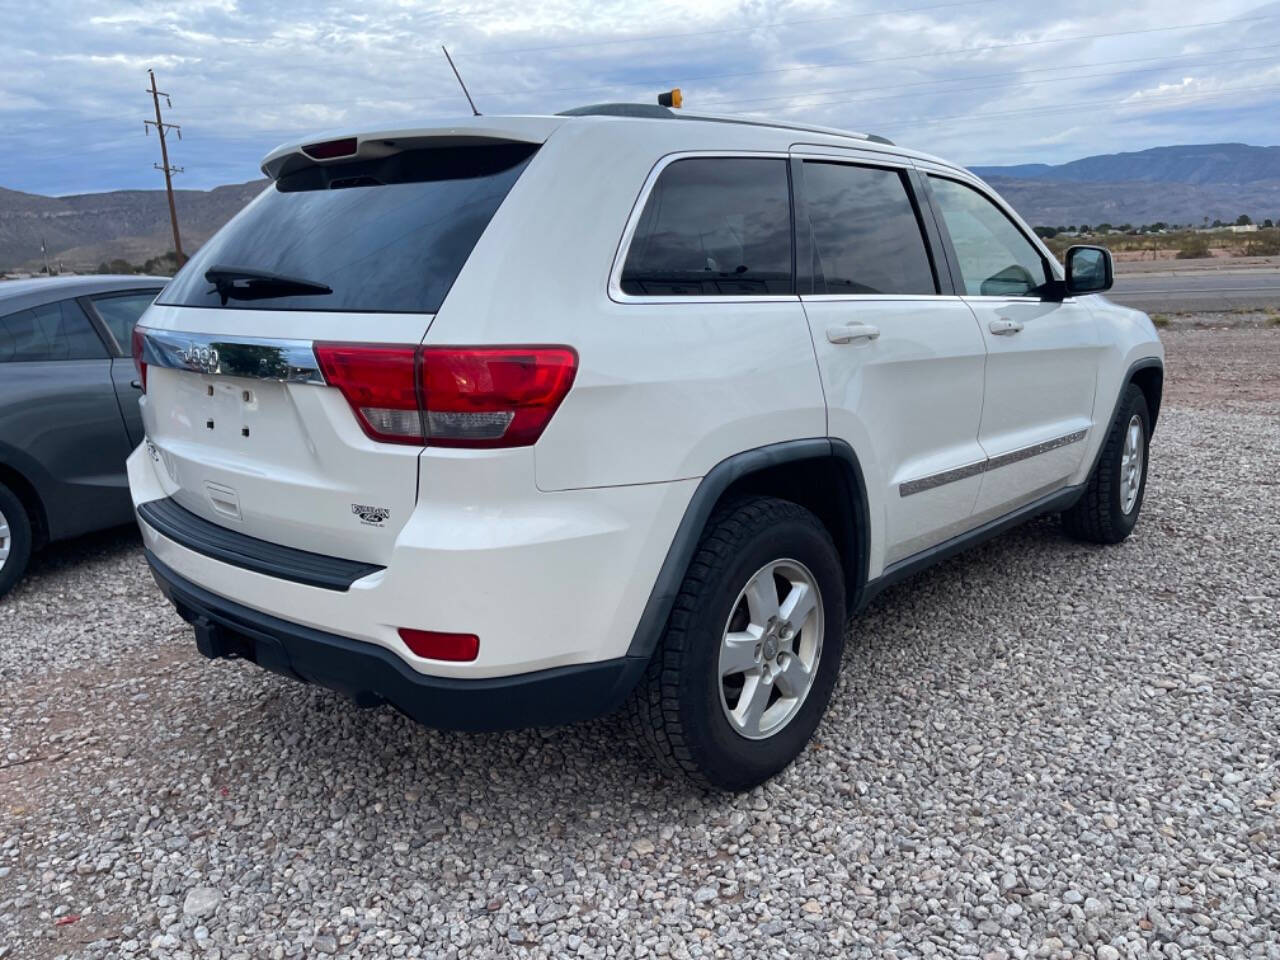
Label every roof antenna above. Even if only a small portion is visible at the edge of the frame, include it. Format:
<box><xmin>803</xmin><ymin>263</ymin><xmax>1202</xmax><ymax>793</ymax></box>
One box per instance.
<box><xmin>442</xmin><ymin>45</ymin><xmax>481</xmax><ymax>116</ymax></box>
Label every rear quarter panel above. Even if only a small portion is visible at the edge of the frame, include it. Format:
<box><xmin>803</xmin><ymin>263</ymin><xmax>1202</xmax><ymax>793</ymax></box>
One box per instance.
<box><xmin>423</xmin><ymin>120</ymin><xmax>827</xmax><ymax>492</ymax></box>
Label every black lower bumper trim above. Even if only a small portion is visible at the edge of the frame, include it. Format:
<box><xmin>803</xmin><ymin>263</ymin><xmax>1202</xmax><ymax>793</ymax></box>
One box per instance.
<box><xmin>146</xmin><ymin>550</ymin><xmax>648</xmax><ymax>731</ymax></box>
<box><xmin>137</xmin><ymin>497</ymin><xmax>383</xmax><ymax>591</ymax></box>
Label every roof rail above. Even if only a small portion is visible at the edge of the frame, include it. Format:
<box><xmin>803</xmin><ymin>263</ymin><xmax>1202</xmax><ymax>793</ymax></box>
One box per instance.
<box><xmin>555</xmin><ymin>102</ymin><xmax>894</xmax><ymax>146</ymax></box>
<box><xmin>557</xmin><ymin>103</ymin><xmax>675</xmax><ymax>118</ymax></box>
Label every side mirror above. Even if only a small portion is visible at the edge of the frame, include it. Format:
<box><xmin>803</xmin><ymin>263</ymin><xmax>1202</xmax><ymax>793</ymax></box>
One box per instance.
<box><xmin>1065</xmin><ymin>245</ymin><xmax>1113</xmax><ymax>295</ymax></box>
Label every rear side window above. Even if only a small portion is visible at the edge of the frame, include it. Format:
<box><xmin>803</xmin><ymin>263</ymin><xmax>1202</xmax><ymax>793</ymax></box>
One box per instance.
<box><xmin>159</xmin><ymin>143</ymin><xmax>538</xmax><ymax>313</ymax></box>
<box><xmin>0</xmin><ymin>299</ymin><xmax>107</xmax><ymax>362</ymax></box>
<box><xmin>802</xmin><ymin>162</ymin><xmax>937</xmax><ymax>295</ymax></box>
<box><xmin>620</xmin><ymin>157</ymin><xmax>793</xmax><ymax>296</ymax></box>
<box><xmin>91</xmin><ymin>291</ymin><xmax>158</xmax><ymax>354</ymax></box>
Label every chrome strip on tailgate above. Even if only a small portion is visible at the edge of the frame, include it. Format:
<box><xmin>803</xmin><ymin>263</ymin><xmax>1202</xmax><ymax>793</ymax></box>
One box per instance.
<box><xmin>140</xmin><ymin>330</ymin><xmax>326</xmax><ymax>384</ymax></box>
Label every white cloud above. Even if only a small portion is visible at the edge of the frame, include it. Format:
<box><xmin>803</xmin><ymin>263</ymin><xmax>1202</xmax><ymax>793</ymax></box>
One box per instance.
<box><xmin>1</xmin><ymin>0</ymin><xmax>1277</xmax><ymax>193</ymax></box>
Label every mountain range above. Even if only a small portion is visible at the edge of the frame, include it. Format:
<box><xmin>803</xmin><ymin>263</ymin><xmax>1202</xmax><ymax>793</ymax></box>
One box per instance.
<box><xmin>0</xmin><ymin>181</ymin><xmax>265</xmax><ymax>274</ymax></box>
<box><xmin>971</xmin><ymin>143</ymin><xmax>1280</xmax><ymax>226</ymax></box>
<box><xmin>2</xmin><ymin>143</ymin><xmax>1279</xmax><ymax>272</ymax></box>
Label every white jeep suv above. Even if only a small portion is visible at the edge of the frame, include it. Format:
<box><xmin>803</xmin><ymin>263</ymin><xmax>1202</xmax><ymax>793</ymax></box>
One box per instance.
<box><xmin>128</xmin><ymin>104</ymin><xmax>1163</xmax><ymax>790</ymax></box>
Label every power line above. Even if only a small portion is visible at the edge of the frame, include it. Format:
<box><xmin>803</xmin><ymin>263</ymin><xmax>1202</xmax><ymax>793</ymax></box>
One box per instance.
<box><xmin>144</xmin><ymin>68</ymin><xmax>185</xmax><ymax>263</ymax></box>
<box><xmin>694</xmin><ymin>42</ymin><xmax>1280</xmax><ymax>109</ymax></box>
<box><xmin>448</xmin><ymin>0</ymin><xmax>999</xmax><ymax>57</ymax></box>
<box><xmin>18</xmin><ymin>12</ymin><xmax>1277</xmax><ymax>132</ymax></box>
<box><xmin>718</xmin><ymin>51</ymin><xmax>1280</xmax><ymax>114</ymax></box>
<box><xmin>59</xmin><ymin>10</ymin><xmax>1270</xmax><ymax>123</ymax></box>
<box><xmin>886</xmin><ymin>79</ymin><xmax>1280</xmax><ymax>132</ymax></box>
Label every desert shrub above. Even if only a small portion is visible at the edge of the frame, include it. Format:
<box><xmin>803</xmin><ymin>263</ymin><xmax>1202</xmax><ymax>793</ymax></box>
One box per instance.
<box><xmin>1175</xmin><ymin>235</ymin><xmax>1211</xmax><ymax>259</ymax></box>
<box><xmin>1244</xmin><ymin>230</ymin><xmax>1280</xmax><ymax>256</ymax></box>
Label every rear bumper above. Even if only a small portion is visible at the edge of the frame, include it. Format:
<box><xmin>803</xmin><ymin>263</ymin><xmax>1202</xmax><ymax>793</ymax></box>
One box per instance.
<box><xmin>148</xmin><ymin>551</ymin><xmax>648</xmax><ymax>730</ymax></box>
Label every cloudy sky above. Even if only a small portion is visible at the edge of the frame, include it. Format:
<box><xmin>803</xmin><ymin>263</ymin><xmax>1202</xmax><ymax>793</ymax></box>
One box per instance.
<box><xmin>2</xmin><ymin>0</ymin><xmax>1279</xmax><ymax>196</ymax></box>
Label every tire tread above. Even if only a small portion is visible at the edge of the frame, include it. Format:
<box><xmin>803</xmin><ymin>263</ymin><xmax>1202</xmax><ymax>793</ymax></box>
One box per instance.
<box><xmin>626</xmin><ymin>496</ymin><xmax>834</xmax><ymax>789</ymax></box>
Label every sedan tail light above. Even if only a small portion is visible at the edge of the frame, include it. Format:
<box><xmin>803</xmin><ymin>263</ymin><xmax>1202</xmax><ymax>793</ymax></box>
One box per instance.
<box><xmin>132</xmin><ymin>326</ymin><xmax>148</xmax><ymax>392</ymax></box>
<box><xmin>314</xmin><ymin>343</ymin><xmax>577</xmax><ymax>448</ymax></box>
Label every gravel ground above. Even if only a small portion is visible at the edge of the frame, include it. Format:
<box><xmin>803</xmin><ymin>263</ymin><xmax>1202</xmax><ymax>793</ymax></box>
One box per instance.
<box><xmin>2</xmin><ymin>329</ymin><xmax>1278</xmax><ymax>959</ymax></box>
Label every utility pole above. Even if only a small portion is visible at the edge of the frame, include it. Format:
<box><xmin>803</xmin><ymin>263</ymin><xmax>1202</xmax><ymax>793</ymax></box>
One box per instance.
<box><xmin>144</xmin><ymin>69</ymin><xmax>185</xmax><ymax>264</ymax></box>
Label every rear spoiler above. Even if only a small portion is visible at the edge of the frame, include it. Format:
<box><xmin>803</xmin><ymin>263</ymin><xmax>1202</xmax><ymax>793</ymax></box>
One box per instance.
<box><xmin>260</xmin><ymin>116</ymin><xmax>565</xmax><ymax>181</ymax></box>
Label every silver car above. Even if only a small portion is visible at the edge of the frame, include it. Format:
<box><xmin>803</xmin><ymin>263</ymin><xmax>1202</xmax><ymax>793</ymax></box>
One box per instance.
<box><xmin>0</xmin><ymin>275</ymin><xmax>168</xmax><ymax>596</ymax></box>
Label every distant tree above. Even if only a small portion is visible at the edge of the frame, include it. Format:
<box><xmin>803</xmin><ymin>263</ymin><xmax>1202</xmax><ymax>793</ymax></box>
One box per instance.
<box><xmin>1079</xmin><ymin>224</ymin><xmax>1091</xmax><ymax>234</ymax></box>
<box><xmin>1033</xmin><ymin>226</ymin><xmax>1059</xmax><ymax>238</ymax></box>
<box><xmin>1236</xmin><ymin>214</ymin><xmax>1253</xmax><ymax>226</ymax></box>
<box><xmin>141</xmin><ymin>251</ymin><xmax>182</xmax><ymax>275</ymax></box>
<box><xmin>1264</xmin><ymin>218</ymin><xmax>1275</xmax><ymax>228</ymax></box>
<box><xmin>1095</xmin><ymin>222</ymin><xmax>1113</xmax><ymax>233</ymax></box>
<box><xmin>1055</xmin><ymin>225</ymin><xmax>1067</xmax><ymax>234</ymax></box>
<box><xmin>1211</xmin><ymin>219</ymin><xmax>1224</xmax><ymax>229</ymax></box>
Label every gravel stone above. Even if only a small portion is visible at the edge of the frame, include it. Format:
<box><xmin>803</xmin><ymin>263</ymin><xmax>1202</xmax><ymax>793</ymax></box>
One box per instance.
<box><xmin>181</xmin><ymin>888</ymin><xmax>221</xmax><ymax>920</ymax></box>
<box><xmin>1</xmin><ymin>327</ymin><xmax>1278</xmax><ymax>959</ymax></box>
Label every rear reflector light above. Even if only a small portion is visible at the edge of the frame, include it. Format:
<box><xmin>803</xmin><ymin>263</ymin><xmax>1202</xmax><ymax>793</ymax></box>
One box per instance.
<box><xmin>314</xmin><ymin>343</ymin><xmax>577</xmax><ymax>449</ymax></box>
<box><xmin>301</xmin><ymin>137</ymin><xmax>358</xmax><ymax>160</ymax></box>
<box><xmin>132</xmin><ymin>326</ymin><xmax>148</xmax><ymax>392</ymax></box>
<box><xmin>397</xmin><ymin>628</ymin><xmax>479</xmax><ymax>662</ymax></box>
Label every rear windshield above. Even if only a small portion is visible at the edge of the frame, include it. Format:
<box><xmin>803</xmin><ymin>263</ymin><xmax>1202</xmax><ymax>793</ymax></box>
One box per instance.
<box><xmin>159</xmin><ymin>142</ymin><xmax>537</xmax><ymax>313</ymax></box>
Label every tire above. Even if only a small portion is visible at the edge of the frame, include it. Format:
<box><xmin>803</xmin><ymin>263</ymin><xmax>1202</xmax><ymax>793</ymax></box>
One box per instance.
<box><xmin>1062</xmin><ymin>383</ymin><xmax>1151</xmax><ymax>544</ymax></box>
<box><xmin>627</xmin><ymin>496</ymin><xmax>846</xmax><ymax>791</ymax></box>
<box><xmin>0</xmin><ymin>480</ymin><xmax>33</xmax><ymax>600</ymax></box>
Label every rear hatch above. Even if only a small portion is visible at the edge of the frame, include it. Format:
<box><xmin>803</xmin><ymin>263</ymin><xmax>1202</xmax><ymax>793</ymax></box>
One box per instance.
<box><xmin>138</xmin><ymin>133</ymin><xmax>547</xmax><ymax>565</ymax></box>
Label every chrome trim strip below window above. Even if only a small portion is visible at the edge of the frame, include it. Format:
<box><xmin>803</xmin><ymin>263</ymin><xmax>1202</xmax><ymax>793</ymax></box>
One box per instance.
<box><xmin>899</xmin><ymin>429</ymin><xmax>1087</xmax><ymax>498</ymax></box>
<box><xmin>140</xmin><ymin>330</ymin><xmax>326</xmax><ymax>384</ymax></box>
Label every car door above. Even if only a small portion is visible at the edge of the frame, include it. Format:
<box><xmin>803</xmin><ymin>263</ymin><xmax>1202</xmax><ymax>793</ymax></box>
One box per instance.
<box><xmin>84</xmin><ymin>289</ymin><xmax>160</xmax><ymax>448</ymax></box>
<box><xmin>792</xmin><ymin>149</ymin><xmax>989</xmax><ymax>572</ymax></box>
<box><xmin>922</xmin><ymin>172</ymin><xmax>1102</xmax><ymax>521</ymax></box>
<box><xmin>0</xmin><ymin>297</ymin><xmax>135</xmax><ymax>538</ymax></box>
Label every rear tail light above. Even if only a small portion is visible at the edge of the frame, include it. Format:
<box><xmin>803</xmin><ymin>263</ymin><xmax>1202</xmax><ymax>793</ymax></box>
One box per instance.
<box><xmin>132</xmin><ymin>326</ymin><xmax>148</xmax><ymax>392</ymax></box>
<box><xmin>313</xmin><ymin>343</ymin><xmax>421</xmax><ymax>444</ymax></box>
<box><xmin>397</xmin><ymin>628</ymin><xmax>479</xmax><ymax>662</ymax></box>
<box><xmin>314</xmin><ymin>343</ymin><xmax>577</xmax><ymax>448</ymax></box>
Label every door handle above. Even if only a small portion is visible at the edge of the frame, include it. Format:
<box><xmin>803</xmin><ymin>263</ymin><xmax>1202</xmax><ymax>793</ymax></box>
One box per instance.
<box><xmin>130</xmin><ymin>379</ymin><xmax>143</xmax><ymax>389</ymax></box>
<box><xmin>826</xmin><ymin>323</ymin><xmax>881</xmax><ymax>344</ymax></box>
<box><xmin>989</xmin><ymin>318</ymin><xmax>1024</xmax><ymax>336</ymax></box>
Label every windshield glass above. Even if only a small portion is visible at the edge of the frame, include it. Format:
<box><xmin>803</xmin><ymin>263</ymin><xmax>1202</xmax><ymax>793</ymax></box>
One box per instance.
<box><xmin>159</xmin><ymin>142</ymin><xmax>537</xmax><ymax>313</ymax></box>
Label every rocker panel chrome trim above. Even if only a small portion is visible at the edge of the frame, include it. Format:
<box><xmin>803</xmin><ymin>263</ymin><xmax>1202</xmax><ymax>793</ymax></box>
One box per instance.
<box><xmin>898</xmin><ymin>429</ymin><xmax>1087</xmax><ymax>497</ymax></box>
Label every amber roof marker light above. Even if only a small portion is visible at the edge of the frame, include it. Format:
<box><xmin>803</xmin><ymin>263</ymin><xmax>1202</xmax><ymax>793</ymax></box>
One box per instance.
<box><xmin>657</xmin><ymin>88</ymin><xmax>683</xmax><ymax>109</ymax></box>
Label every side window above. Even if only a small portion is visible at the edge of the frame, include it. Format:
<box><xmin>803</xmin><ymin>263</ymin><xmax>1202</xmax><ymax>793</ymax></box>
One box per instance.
<box><xmin>90</xmin><ymin>291</ymin><xmax>159</xmax><ymax>354</ymax></box>
<box><xmin>928</xmin><ymin>177</ymin><xmax>1050</xmax><ymax>297</ymax></box>
<box><xmin>620</xmin><ymin>157</ymin><xmax>793</xmax><ymax>296</ymax></box>
<box><xmin>0</xmin><ymin>299</ymin><xmax>108</xmax><ymax>363</ymax></box>
<box><xmin>802</xmin><ymin>162</ymin><xmax>936</xmax><ymax>295</ymax></box>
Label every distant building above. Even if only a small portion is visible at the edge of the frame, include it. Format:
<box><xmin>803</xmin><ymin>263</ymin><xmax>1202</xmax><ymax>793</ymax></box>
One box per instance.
<box><xmin>1227</xmin><ymin>224</ymin><xmax>1259</xmax><ymax>234</ymax></box>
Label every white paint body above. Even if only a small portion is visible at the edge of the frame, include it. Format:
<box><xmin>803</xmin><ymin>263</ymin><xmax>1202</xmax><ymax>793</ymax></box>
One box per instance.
<box><xmin>128</xmin><ymin>112</ymin><xmax>1163</xmax><ymax>679</ymax></box>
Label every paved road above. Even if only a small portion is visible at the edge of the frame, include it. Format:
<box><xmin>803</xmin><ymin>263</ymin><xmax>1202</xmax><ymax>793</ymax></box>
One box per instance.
<box><xmin>1109</xmin><ymin>266</ymin><xmax>1280</xmax><ymax>312</ymax></box>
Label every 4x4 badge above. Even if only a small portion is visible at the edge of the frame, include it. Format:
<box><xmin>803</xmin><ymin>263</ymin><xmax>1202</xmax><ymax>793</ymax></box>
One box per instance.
<box><xmin>351</xmin><ymin>503</ymin><xmax>390</xmax><ymax>526</ymax></box>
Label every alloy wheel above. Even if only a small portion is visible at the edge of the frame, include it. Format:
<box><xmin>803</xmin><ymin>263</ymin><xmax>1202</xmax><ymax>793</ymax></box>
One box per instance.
<box><xmin>717</xmin><ymin>558</ymin><xmax>824</xmax><ymax>740</ymax></box>
<box><xmin>1120</xmin><ymin>413</ymin><xmax>1144</xmax><ymax>515</ymax></box>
